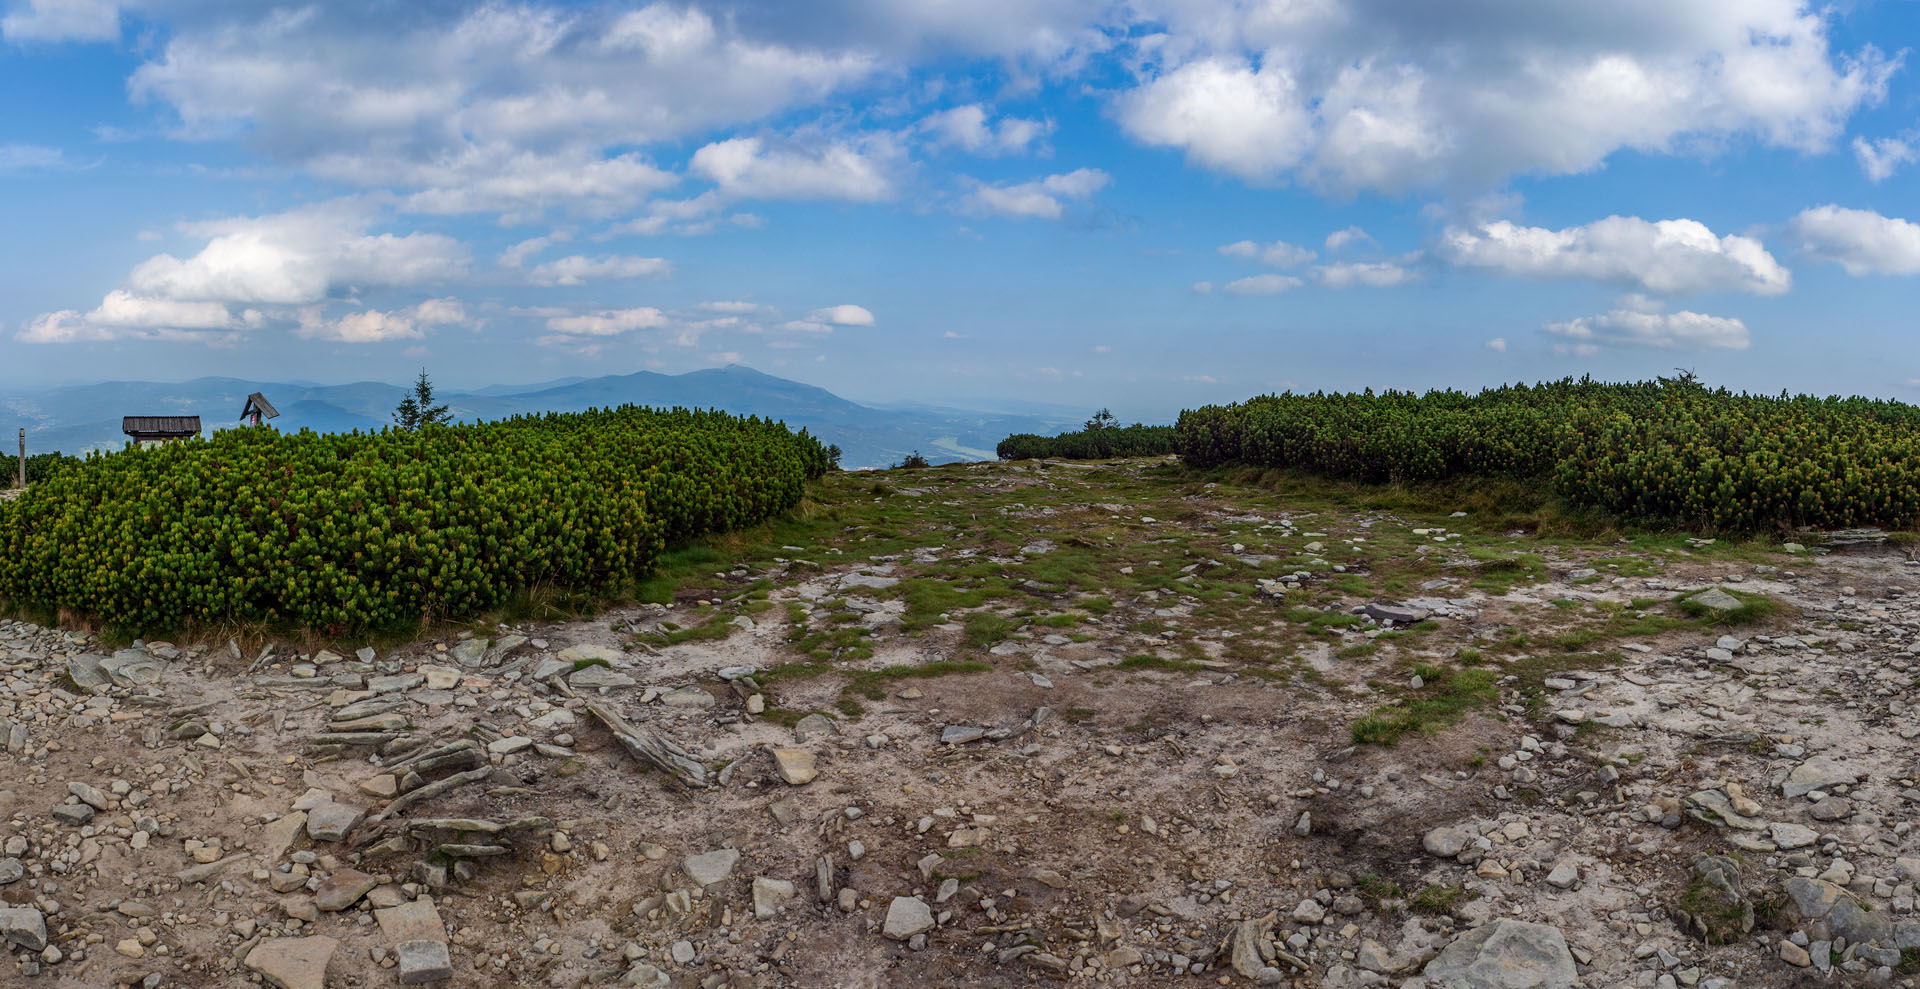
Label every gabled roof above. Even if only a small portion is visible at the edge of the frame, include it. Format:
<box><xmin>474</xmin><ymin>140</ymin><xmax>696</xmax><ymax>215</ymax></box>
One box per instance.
<box><xmin>123</xmin><ymin>416</ymin><xmax>202</xmax><ymax>436</ymax></box>
<box><xmin>241</xmin><ymin>392</ymin><xmax>279</xmax><ymax>420</ymax></box>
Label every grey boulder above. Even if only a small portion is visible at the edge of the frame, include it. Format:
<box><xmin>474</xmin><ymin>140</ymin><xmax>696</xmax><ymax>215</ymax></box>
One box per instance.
<box><xmin>1423</xmin><ymin>919</ymin><xmax>1577</xmax><ymax>989</ymax></box>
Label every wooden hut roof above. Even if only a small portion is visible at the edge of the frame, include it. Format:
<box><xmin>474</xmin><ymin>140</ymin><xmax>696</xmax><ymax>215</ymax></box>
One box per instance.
<box><xmin>122</xmin><ymin>416</ymin><xmax>202</xmax><ymax>436</ymax></box>
<box><xmin>241</xmin><ymin>392</ymin><xmax>279</xmax><ymax>420</ymax></box>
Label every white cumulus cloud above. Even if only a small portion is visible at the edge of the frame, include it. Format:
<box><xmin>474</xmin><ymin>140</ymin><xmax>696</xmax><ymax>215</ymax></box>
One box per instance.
<box><xmin>526</xmin><ymin>254</ymin><xmax>672</xmax><ymax>287</ymax></box>
<box><xmin>544</xmin><ymin>307</ymin><xmax>669</xmax><ymax>336</ymax></box>
<box><xmin>125</xmin><ymin>201</ymin><xmax>469</xmax><ymax>306</ymax></box>
<box><xmin>1117</xmin><ymin>56</ymin><xmax>1314</xmax><ymax>183</ymax></box>
<box><xmin>1111</xmin><ymin>1</ymin><xmax>1891</xmax><ymax>194</ymax></box>
<box><xmin>2</xmin><ymin>0</ymin><xmax>117</xmax><ymax>43</ymax></box>
<box><xmin>127</xmin><ymin>3</ymin><xmax>879</xmax><ymax>215</ymax></box>
<box><xmin>499</xmin><ymin>232</ymin><xmax>572</xmax><ymax>269</ymax></box>
<box><xmin>295</xmin><ymin>298</ymin><xmax>467</xmax><ymax>344</ymax></box>
<box><xmin>1787</xmin><ymin>205</ymin><xmax>1920</xmax><ymax>276</ymax></box>
<box><xmin>1440</xmin><ymin>216</ymin><xmax>1790</xmax><ymax>295</ymax></box>
<box><xmin>1324</xmin><ymin>226</ymin><xmax>1376</xmax><ymax>251</ymax></box>
<box><xmin>921</xmin><ymin>104</ymin><xmax>1051</xmax><ymax>155</ymax></box>
<box><xmin>87</xmin><ymin>290</ymin><xmax>241</xmax><ymax>330</ymax></box>
<box><xmin>1544</xmin><ymin>295</ymin><xmax>1749</xmax><ymax>353</ymax></box>
<box><xmin>1314</xmin><ymin>260</ymin><xmax>1415</xmax><ymax>288</ymax></box>
<box><xmin>1219</xmin><ymin>239</ymin><xmax>1314</xmax><ymax>268</ymax></box>
<box><xmin>961</xmin><ymin>168</ymin><xmax>1109</xmax><ymax>220</ymax></box>
<box><xmin>809</xmin><ymin>304</ymin><xmax>875</xmax><ymax>326</ymax></box>
<box><xmin>1853</xmin><ymin>135</ymin><xmax>1918</xmax><ymax>183</ymax></box>
<box><xmin>18</xmin><ymin>202</ymin><xmax>472</xmax><ymax>344</ymax></box>
<box><xmin>1223</xmin><ymin>273</ymin><xmax>1302</xmax><ymax>295</ymax></box>
<box><xmin>781</xmin><ymin>303</ymin><xmax>876</xmax><ymax>333</ymax></box>
<box><xmin>690</xmin><ymin>134</ymin><xmax>899</xmax><ymax>202</ymax></box>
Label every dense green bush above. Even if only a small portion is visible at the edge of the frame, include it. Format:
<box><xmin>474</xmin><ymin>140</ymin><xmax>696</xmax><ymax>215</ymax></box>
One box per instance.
<box><xmin>998</xmin><ymin>423</ymin><xmax>1175</xmax><ymax>460</ymax></box>
<box><xmin>1175</xmin><ymin>377</ymin><xmax>1920</xmax><ymax>532</ymax></box>
<box><xmin>1</xmin><ymin>451</ymin><xmax>78</xmax><ymax>488</ymax></box>
<box><xmin>0</xmin><ymin>407</ymin><xmax>828</xmax><ymax>634</ymax></box>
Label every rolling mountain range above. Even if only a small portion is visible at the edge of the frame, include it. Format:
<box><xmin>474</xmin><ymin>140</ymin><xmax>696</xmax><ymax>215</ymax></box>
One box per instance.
<box><xmin>1</xmin><ymin>366</ymin><xmax>1086</xmax><ymax>470</ymax></box>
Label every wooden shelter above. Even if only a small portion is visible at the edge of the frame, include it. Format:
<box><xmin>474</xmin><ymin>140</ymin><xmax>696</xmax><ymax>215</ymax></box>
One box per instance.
<box><xmin>240</xmin><ymin>392</ymin><xmax>280</xmax><ymax>427</ymax></box>
<box><xmin>123</xmin><ymin>416</ymin><xmax>201</xmax><ymax>445</ymax></box>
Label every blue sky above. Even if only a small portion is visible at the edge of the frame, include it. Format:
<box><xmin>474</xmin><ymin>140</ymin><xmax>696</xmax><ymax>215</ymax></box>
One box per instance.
<box><xmin>3</xmin><ymin>0</ymin><xmax>1919</xmax><ymax>421</ymax></box>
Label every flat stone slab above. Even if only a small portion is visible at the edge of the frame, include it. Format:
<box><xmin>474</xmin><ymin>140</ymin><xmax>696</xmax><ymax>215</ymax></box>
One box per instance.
<box><xmin>1364</xmin><ymin>602</ymin><xmax>1431</xmax><ymax>624</ymax></box>
<box><xmin>368</xmin><ymin>674</ymin><xmax>425</xmax><ymax>694</ymax></box>
<box><xmin>940</xmin><ymin>725</ymin><xmax>986</xmax><ymax>745</ymax></box>
<box><xmin>1688</xmin><ymin>588</ymin><xmax>1745</xmax><ymax>612</ymax></box>
<box><xmin>246</xmin><ymin>935</ymin><xmax>339</xmax><ymax>989</ymax></box>
<box><xmin>1424</xmin><ymin>919</ymin><xmax>1576</xmax><ymax>989</ymax></box>
<box><xmin>450</xmin><ymin>639</ymin><xmax>490</xmax><ymax>667</ymax></box>
<box><xmin>660</xmin><ymin>687</ymin><xmax>715</xmax><ymax>708</ymax></box>
<box><xmin>1771</xmin><ymin>822</ymin><xmax>1819</xmax><ymax>850</ymax></box>
<box><xmin>568</xmin><ymin>666</ymin><xmax>636</xmax><ymax>690</ymax></box>
<box><xmin>558</xmin><ymin>644</ymin><xmax>623</xmax><ymax>664</ymax></box>
<box><xmin>101</xmin><ymin>649</ymin><xmax>166</xmax><ymax>686</ymax></box>
<box><xmin>884</xmin><ymin>896</ymin><xmax>935</xmax><ymax>940</ymax></box>
<box><xmin>771</xmin><ymin>748</ymin><xmax>817</xmax><ymax>784</ymax></box>
<box><xmin>682</xmin><ymin>849</ymin><xmax>739</xmax><ymax>887</ymax></box>
<box><xmin>1684</xmin><ymin>788</ymin><xmax>1766</xmax><ymax>831</ymax></box>
<box><xmin>396</xmin><ymin>938</ymin><xmax>453</xmax><ymax>984</ymax></box>
<box><xmin>376</xmin><ymin>899</ymin><xmax>446</xmax><ymax>943</ymax></box>
<box><xmin>262</xmin><ymin>811</ymin><xmax>308</xmax><ymax>862</ymax></box>
<box><xmin>752</xmin><ymin>877</ymin><xmax>796</xmax><ymax>918</ymax></box>
<box><xmin>487</xmin><ymin>736</ymin><xmax>533</xmax><ymax>755</ymax></box>
<box><xmin>306</xmin><ymin>802</ymin><xmax>365</xmax><ymax>842</ymax></box>
<box><xmin>1783</xmin><ymin>756</ymin><xmax>1858</xmax><ymax>799</ymax></box>
<box><xmin>66</xmin><ymin>654</ymin><xmax>111</xmax><ymax>690</ymax></box>
<box><xmin>314</xmin><ymin>868</ymin><xmax>379</xmax><ymax>911</ymax></box>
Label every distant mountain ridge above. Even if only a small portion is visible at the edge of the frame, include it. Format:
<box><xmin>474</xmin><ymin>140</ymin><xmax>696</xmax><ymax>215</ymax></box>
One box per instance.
<box><xmin>0</xmin><ymin>365</ymin><xmax>1085</xmax><ymax>470</ymax></box>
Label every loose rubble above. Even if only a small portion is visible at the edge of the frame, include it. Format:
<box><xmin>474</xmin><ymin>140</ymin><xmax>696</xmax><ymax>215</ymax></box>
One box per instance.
<box><xmin>3</xmin><ymin>459</ymin><xmax>1920</xmax><ymax>987</ymax></box>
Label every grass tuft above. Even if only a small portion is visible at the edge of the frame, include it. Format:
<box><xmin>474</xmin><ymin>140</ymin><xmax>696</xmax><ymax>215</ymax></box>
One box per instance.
<box><xmin>1676</xmin><ymin>588</ymin><xmax>1783</xmax><ymax>626</ymax></box>
<box><xmin>1351</xmin><ymin>668</ymin><xmax>1499</xmax><ymax>746</ymax></box>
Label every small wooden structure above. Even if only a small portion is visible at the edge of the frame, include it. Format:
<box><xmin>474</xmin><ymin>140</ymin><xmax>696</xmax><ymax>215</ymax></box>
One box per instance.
<box><xmin>240</xmin><ymin>392</ymin><xmax>280</xmax><ymax>427</ymax></box>
<box><xmin>123</xmin><ymin>416</ymin><xmax>201</xmax><ymax>445</ymax></box>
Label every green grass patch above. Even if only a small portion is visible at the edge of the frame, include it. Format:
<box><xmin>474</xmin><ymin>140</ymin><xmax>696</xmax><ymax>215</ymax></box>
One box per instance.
<box><xmin>845</xmin><ymin>660</ymin><xmax>994</xmax><ymax>700</ymax></box>
<box><xmin>761</xmin><ymin>658</ymin><xmax>994</xmax><ymax>717</ymax></box>
<box><xmin>1116</xmin><ymin>654</ymin><xmax>1207</xmax><ymax>673</ymax></box>
<box><xmin>635</xmin><ymin>615</ymin><xmax>738</xmax><ymax>647</ymax></box>
<box><xmin>1351</xmin><ymin>668</ymin><xmax>1499</xmax><ymax>746</ymax></box>
<box><xmin>1409</xmin><ymin>883</ymin><xmax>1474</xmax><ymax>916</ymax></box>
<box><xmin>963</xmin><ymin>613</ymin><xmax>1018</xmax><ymax>648</ymax></box>
<box><xmin>1357</xmin><ymin>873</ymin><xmax>1403</xmax><ymax>912</ymax></box>
<box><xmin>1677</xmin><ymin>588</ymin><xmax>1784</xmax><ymax>626</ymax></box>
<box><xmin>633</xmin><ymin>544</ymin><xmax>729</xmax><ymax>605</ymax></box>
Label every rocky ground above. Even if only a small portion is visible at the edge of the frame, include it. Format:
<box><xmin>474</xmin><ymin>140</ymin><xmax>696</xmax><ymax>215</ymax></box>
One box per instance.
<box><xmin>3</xmin><ymin>458</ymin><xmax>1920</xmax><ymax>988</ymax></box>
